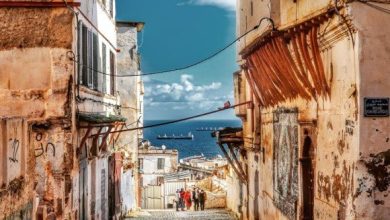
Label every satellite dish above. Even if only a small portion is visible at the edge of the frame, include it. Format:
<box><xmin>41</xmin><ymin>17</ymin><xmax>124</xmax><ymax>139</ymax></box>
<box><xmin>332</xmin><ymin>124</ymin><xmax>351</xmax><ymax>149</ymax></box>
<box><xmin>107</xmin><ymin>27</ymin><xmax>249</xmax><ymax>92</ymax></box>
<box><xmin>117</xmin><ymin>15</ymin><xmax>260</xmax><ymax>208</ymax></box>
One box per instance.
<box><xmin>162</xmin><ymin>145</ymin><xmax>166</xmax><ymax>150</ymax></box>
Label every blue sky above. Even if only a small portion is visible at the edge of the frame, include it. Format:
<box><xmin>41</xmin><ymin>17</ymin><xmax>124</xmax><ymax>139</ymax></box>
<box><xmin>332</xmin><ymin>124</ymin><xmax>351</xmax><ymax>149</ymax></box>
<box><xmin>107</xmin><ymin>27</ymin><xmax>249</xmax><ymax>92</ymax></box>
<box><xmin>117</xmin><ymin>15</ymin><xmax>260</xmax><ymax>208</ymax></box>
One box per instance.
<box><xmin>117</xmin><ymin>0</ymin><xmax>238</xmax><ymax>120</ymax></box>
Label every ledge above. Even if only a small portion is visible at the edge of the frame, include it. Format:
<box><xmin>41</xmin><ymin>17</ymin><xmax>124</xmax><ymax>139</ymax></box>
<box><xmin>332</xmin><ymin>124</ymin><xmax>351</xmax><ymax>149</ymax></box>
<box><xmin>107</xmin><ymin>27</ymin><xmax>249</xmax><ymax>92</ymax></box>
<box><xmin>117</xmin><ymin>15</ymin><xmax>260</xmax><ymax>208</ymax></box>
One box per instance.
<box><xmin>0</xmin><ymin>1</ymin><xmax>81</xmax><ymax>7</ymax></box>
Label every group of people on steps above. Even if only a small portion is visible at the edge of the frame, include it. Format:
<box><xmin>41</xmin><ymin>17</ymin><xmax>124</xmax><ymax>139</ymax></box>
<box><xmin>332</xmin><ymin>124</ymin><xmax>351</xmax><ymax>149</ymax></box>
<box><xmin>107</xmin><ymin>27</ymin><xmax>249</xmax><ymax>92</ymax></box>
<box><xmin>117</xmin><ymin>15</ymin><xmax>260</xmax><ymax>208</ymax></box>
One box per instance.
<box><xmin>174</xmin><ymin>187</ymin><xmax>207</xmax><ymax>211</ymax></box>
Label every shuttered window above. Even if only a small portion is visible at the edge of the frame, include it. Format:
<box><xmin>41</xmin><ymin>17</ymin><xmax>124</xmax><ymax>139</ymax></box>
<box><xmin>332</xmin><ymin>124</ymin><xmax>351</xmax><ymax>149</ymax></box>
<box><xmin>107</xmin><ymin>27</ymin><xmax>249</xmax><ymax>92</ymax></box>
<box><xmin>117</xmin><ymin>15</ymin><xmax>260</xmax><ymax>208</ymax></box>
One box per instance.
<box><xmin>92</xmin><ymin>33</ymin><xmax>99</xmax><ymax>90</ymax></box>
<box><xmin>157</xmin><ymin>158</ymin><xmax>165</xmax><ymax>170</ymax></box>
<box><xmin>102</xmin><ymin>43</ymin><xmax>107</xmax><ymax>94</ymax></box>
<box><xmin>81</xmin><ymin>24</ymin><xmax>89</xmax><ymax>86</ymax></box>
<box><xmin>138</xmin><ymin>158</ymin><xmax>144</xmax><ymax>170</ymax></box>
<box><xmin>78</xmin><ymin>22</ymin><xmax>112</xmax><ymax>94</ymax></box>
<box><xmin>109</xmin><ymin>51</ymin><xmax>116</xmax><ymax>96</ymax></box>
<box><xmin>87</xmin><ymin>30</ymin><xmax>93</xmax><ymax>88</ymax></box>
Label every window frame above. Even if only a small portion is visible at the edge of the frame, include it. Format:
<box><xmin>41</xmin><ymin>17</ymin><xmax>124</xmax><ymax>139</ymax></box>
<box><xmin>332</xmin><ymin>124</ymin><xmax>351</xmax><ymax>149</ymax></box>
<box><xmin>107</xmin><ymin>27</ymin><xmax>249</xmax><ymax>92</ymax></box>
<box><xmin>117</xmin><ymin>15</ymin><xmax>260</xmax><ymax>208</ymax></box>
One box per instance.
<box><xmin>157</xmin><ymin>158</ymin><xmax>165</xmax><ymax>170</ymax></box>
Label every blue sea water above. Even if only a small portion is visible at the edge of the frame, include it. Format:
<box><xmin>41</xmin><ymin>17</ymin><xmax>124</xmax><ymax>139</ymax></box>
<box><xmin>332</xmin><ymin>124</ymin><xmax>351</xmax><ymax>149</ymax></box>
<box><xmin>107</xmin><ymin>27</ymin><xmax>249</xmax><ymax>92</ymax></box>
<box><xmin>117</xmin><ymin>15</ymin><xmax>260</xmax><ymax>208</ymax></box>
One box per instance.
<box><xmin>143</xmin><ymin>120</ymin><xmax>242</xmax><ymax>159</ymax></box>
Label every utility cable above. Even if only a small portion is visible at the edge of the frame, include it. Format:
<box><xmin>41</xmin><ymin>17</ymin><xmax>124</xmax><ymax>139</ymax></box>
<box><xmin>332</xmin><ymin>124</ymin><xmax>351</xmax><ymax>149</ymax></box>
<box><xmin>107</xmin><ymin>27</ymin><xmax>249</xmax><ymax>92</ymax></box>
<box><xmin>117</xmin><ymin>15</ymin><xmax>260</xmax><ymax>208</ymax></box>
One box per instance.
<box><xmin>90</xmin><ymin>101</ymin><xmax>251</xmax><ymax>137</ymax></box>
<box><xmin>68</xmin><ymin>17</ymin><xmax>276</xmax><ymax>77</ymax></box>
<box><xmin>357</xmin><ymin>0</ymin><xmax>390</xmax><ymax>14</ymax></box>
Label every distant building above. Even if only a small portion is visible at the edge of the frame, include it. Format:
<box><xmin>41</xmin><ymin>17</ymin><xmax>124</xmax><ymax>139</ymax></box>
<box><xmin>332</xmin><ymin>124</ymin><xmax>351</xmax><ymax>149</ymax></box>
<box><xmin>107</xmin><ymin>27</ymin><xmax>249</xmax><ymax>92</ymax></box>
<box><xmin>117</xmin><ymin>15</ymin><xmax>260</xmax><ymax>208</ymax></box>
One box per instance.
<box><xmin>138</xmin><ymin>144</ymin><xmax>178</xmax><ymax>186</ymax></box>
<box><xmin>138</xmin><ymin>143</ymin><xmax>179</xmax><ymax>209</ymax></box>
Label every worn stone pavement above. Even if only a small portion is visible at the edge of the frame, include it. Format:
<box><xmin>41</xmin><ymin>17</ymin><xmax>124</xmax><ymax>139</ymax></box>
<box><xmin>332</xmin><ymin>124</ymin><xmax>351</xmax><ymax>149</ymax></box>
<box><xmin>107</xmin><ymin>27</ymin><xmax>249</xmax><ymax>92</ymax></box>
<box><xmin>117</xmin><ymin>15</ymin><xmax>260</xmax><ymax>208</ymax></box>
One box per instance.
<box><xmin>126</xmin><ymin>209</ymin><xmax>238</xmax><ymax>220</ymax></box>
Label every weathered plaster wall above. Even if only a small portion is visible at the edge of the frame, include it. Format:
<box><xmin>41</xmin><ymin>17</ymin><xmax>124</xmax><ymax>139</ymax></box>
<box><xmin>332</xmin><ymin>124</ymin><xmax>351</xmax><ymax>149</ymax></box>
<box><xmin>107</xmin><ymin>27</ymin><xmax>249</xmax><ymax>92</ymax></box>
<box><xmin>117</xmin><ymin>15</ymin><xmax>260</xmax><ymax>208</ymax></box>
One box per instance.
<box><xmin>116</xmin><ymin>23</ymin><xmax>144</xmax><ymax>212</ymax></box>
<box><xmin>0</xmin><ymin>6</ymin><xmax>74</xmax><ymax>219</ymax></box>
<box><xmin>350</xmin><ymin>2</ymin><xmax>390</xmax><ymax>219</ymax></box>
<box><xmin>0</xmin><ymin>7</ymin><xmax>73</xmax><ymax>50</ymax></box>
<box><xmin>235</xmin><ymin>1</ymin><xmax>389</xmax><ymax>220</ymax></box>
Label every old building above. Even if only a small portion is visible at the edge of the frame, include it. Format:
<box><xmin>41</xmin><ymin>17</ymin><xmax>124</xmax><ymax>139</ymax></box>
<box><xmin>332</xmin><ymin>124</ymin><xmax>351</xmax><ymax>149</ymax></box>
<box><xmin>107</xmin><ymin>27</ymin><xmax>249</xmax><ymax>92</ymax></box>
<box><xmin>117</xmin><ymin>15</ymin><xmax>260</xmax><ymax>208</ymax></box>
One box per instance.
<box><xmin>138</xmin><ymin>144</ymin><xmax>178</xmax><ymax>187</ymax></box>
<box><xmin>0</xmin><ymin>0</ymin><xmax>143</xmax><ymax>219</ymax></box>
<box><xmin>223</xmin><ymin>0</ymin><xmax>390</xmax><ymax>219</ymax></box>
<box><xmin>116</xmin><ymin>20</ymin><xmax>145</xmax><ymax>216</ymax></box>
<box><xmin>138</xmin><ymin>143</ymin><xmax>178</xmax><ymax>209</ymax></box>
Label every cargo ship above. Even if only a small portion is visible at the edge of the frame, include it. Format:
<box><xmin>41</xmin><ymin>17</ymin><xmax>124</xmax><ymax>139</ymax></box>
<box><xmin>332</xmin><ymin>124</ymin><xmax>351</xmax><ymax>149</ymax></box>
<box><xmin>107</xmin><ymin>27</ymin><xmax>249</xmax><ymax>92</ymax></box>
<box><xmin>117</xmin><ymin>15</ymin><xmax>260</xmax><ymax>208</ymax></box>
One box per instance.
<box><xmin>196</xmin><ymin>127</ymin><xmax>221</xmax><ymax>131</ymax></box>
<box><xmin>157</xmin><ymin>132</ymin><xmax>194</xmax><ymax>140</ymax></box>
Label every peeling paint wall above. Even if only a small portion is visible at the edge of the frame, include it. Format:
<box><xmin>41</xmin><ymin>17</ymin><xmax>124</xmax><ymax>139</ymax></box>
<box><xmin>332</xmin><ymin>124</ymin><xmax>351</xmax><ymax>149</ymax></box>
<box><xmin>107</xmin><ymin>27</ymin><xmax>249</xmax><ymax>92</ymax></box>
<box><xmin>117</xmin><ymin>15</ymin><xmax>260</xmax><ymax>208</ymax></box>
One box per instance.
<box><xmin>233</xmin><ymin>0</ymin><xmax>390</xmax><ymax>220</ymax></box>
<box><xmin>116</xmin><ymin>22</ymin><xmax>144</xmax><ymax>214</ymax></box>
<box><xmin>0</xmin><ymin>4</ymin><xmax>74</xmax><ymax>219</ymax></box>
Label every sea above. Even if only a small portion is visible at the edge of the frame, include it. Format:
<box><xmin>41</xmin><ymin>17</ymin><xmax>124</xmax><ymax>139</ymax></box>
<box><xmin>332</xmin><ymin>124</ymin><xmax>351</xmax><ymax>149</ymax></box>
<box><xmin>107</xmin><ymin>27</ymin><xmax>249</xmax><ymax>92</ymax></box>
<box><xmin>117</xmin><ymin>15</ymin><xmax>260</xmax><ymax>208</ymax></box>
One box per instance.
<box><xmin>143</xmin><ymin>120</ymin><xmax>242</xmax><ymax>159</ymax></box>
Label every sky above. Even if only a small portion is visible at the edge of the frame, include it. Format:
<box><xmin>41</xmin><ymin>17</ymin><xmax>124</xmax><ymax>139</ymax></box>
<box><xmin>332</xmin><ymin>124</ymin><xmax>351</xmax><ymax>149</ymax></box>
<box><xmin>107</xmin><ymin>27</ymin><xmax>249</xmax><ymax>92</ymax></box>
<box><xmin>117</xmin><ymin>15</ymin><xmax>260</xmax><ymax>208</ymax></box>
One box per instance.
<box><xmin>116</xmin><ymin>0</ymin><xmax>239</xmax><ymax>120</ymax></box>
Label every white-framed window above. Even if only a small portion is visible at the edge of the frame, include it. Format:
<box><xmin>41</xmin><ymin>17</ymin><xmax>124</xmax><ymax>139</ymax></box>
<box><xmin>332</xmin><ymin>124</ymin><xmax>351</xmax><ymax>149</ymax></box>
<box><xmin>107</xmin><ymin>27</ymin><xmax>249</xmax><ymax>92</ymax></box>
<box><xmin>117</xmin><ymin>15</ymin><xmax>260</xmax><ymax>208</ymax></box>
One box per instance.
<box><xmin>157</xmin><ymin>158</ymin><xmax>165</xmax><ymax>170</ymax></box>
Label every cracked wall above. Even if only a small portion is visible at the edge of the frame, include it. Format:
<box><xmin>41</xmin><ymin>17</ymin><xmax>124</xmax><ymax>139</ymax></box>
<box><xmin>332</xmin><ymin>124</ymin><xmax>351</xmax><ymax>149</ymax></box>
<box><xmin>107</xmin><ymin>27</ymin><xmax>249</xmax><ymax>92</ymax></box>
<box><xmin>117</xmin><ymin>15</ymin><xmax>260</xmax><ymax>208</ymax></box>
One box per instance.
<box><xmin>234</xmin><ymin>1</ymin><xmax>390</xmax><ymax>220</ymax></box>
<box><xmin>0</xmin><ymin>5</ymin><xmax>74</xmax><ymax>219</ymax></box>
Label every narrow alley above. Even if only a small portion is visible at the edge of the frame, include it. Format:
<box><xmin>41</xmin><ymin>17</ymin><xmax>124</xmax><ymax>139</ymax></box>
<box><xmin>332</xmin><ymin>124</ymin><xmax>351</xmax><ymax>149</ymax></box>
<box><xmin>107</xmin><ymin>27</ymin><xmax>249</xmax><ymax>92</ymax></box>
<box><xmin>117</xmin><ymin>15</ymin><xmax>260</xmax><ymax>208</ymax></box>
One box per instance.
<box><xmin>0</xmin><ymin>0</ymin><xmax>389</xmax><ymax>220</ymax></box>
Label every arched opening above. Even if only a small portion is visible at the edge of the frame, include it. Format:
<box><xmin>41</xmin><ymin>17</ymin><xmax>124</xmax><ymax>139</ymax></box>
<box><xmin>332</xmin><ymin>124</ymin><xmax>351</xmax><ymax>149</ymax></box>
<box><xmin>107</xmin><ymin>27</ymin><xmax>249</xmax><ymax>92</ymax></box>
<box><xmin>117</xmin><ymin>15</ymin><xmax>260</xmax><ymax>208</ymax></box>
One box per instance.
<box><xmin>301</xmin><ymin>129</ymin><xmax>314</xmax><ymax>220</ymax></box>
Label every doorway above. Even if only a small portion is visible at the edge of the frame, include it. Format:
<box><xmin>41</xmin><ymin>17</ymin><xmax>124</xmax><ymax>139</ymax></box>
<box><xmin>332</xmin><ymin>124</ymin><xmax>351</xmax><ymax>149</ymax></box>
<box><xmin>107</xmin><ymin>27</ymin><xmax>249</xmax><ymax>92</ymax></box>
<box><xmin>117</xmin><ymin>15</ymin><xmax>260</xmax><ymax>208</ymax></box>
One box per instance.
<box><xmin>301</xmin><ymin>129</ymin><xmax>314</xmax><ymax>220</ymax></box>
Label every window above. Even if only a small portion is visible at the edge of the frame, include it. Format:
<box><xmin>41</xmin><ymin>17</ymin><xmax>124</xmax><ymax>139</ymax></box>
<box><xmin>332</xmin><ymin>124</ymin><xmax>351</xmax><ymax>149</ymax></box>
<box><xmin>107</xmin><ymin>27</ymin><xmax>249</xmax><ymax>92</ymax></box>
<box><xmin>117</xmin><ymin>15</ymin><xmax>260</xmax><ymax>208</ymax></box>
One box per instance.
<box><xmin>157</xmin><ymin>176</ymin><xmax>164</xmax><ymax>185</ymax></box>
<box><xmin>80</xmin><ymin>23</ymin><xmax>88</xmax><ymax>86</ymax></box>
<box><xmin>109</xmin><ymin>50</ymin><xmax>116</xmax><ymax>95</ymax></box>
<box><xmin>102</xmin><ymin>43</ymin><xmax>107</xmax><ymax>93</ymax></box>
<box><xmin>78</xmin><ymin>22</ymin><xmax>104</xmax><ymax>91</ymax></box>
<box><xmin>138</xmin><ymin>158</ymin><xmax>143</xmax><ymax>170</ymax></box>
<box><xmin>157</xmin><ymin>158</ymin><xmax>165</xmax><ymax>170</ymax></box>
<box><xmin>109</xmin><ymin>0</ymin><xmax>114</xmax><ymax>17</ymax></box>
<box><xmin>78</xmin><ymin>22</ymin><xmax>115</xmax><ymax>94</ymax></box>
<box><xmin>92</xmin><ymin>33</ymin><xmax>99</xmax><ymax>90</ymax></box>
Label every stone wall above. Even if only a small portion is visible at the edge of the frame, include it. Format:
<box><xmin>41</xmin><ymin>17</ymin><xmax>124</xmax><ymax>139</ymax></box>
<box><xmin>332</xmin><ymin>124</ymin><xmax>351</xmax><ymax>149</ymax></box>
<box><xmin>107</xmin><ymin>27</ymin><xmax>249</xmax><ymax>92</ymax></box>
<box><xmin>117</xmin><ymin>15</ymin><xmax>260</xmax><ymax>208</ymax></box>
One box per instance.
<box><xmin>0</xmin><ymin>5</ymin><xmax>74</xmax><ymax>219</ymax></box>
<box><xmin>235</xmin><ymin>1</ymin><xmax>390</xmax><ymax>220</ymax></box>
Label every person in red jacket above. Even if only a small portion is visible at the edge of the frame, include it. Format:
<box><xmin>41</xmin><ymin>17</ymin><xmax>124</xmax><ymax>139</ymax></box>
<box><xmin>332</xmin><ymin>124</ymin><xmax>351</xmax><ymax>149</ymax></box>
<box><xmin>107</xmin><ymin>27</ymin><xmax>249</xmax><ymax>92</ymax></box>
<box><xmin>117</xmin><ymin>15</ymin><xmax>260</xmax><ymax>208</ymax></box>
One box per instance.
<box><xmin>179</xmin><ymin>188</ymin><xmax>185</xmax><ymax>211</ymax></box>
<box><xmin>184</xmin><ymin>189</ymin><xmax>192</xmax><ymax>210</ymax></box>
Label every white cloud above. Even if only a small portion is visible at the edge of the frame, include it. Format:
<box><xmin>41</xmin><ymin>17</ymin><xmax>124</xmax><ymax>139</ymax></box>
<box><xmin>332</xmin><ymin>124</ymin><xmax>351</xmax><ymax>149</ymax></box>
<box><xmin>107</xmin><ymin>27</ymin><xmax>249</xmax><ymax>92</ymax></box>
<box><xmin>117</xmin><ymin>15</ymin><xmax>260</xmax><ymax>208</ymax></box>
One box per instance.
<box><xmin>178</xmin><ymin>0</ymin><xmax>236</xmax><ymax>11</ymax></box>
<box><xmin>144</xmin><ymin>74</ymin><xmax>225</xmax><ymax>108</ymax></box>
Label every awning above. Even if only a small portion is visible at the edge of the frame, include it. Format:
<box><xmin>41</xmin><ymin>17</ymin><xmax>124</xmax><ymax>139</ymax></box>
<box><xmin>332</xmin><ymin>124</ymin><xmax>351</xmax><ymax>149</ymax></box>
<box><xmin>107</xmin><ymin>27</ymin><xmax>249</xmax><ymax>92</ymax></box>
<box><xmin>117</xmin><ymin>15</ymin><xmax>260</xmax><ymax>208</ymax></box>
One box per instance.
<box><xmin>212</xmin><ymin>128</ymin><xmax>247</xmax><ymax>183</ymax></box>
<box><xmin>77</xmin><ymin>112</ymin><xmax>126</xmax><ymax>155</ymax></box>
<box><xmin>241</xmin><ymin>9</ymin><xmax>341</xmax><ymax>107</ymax></box>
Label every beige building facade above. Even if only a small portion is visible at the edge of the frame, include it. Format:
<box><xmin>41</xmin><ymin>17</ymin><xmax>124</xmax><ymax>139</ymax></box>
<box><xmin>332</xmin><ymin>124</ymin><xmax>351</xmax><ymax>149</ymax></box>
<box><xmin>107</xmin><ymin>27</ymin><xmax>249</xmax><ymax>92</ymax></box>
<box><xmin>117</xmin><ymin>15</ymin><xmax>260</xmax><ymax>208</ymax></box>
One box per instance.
<box><xmin>228</xmin><ymin>0</ymin><xmax>390</xmax><ymax>220</ymax></box>
<box><xmin>0</xmin><ymin>0</ymin><xmax>143</xmax><ymax>219</ymax></box>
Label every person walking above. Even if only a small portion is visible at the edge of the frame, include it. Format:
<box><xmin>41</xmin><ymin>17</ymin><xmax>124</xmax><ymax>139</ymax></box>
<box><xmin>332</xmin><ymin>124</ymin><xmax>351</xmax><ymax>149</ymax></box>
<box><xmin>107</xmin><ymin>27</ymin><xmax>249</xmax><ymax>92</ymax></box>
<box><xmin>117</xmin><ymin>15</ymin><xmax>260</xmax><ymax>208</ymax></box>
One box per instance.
<box><xmin>199</xmin><ymin>189</ymin><xmax>207</xmax><ymax>211</ymax></box>
<box><xmin>192</xmin><ymin>188</ymin><xmax>200</xmax><ymax>211</ymax></box>
<box><xmin>184</xmin><ymin>189</ymin><xmax>192</xmax><ymax>210</ymax></box>
<box><xmin>179</xmin><ymin>188</ymin><xmax>185</xmax><ymax>211</ymax></box>
<box><xmin>174</xmin><ymin>189</ymin><xmax>181</xmax><ymax>211</ymax></box>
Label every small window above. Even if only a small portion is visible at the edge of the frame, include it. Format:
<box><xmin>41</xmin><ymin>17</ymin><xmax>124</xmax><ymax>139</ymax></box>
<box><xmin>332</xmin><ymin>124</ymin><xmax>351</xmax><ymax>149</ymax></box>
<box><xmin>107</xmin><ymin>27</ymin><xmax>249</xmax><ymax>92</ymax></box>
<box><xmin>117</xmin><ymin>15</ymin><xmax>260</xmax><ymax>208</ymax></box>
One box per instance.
<box><xmin>138</xmin><ymin>158</ymin><xmax>144</xmax><ymax>170</ymax></box>
<box><xmin>157</xmin><ymin>158</ymin><xmax>165</xmax><ymax>170</ymax></box>
<box><xmin>92</xmin><ymin>33</ymin><xmax>99</xmax><ymax>90</ymax></box>
<box><xmin>102</xmin><ymin>43</ymin><xmax>107</xmax><ymax>93</ymax></box>
<box><xmin>157</xmin><ymin>176</ymin><xmax>164</xmax><ymax>185</ymax></box>
<box><xmin>109</xmin><ymin>51</ymin><xmax>116</xmax><ymax>95</ymax></box>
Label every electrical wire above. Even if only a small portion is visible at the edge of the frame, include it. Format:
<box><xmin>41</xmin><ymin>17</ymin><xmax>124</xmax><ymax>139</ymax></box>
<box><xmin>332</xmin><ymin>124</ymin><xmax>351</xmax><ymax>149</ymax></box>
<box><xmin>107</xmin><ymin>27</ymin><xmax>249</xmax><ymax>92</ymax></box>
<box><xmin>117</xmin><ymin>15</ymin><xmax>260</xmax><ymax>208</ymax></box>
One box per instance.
<box><xmin>68</xmin><ymin>17</ymin><xmax>276</xmax><ymax>77</ymax></box>
<box><xmin>357</xmin><ymin>0</ymin><xmax>390</xmax><ymax>14</ymax></box>
<box><xmin>90</xmin><ymin>101</ymin><xmax>251</xmax><ymax>137</ymax></box>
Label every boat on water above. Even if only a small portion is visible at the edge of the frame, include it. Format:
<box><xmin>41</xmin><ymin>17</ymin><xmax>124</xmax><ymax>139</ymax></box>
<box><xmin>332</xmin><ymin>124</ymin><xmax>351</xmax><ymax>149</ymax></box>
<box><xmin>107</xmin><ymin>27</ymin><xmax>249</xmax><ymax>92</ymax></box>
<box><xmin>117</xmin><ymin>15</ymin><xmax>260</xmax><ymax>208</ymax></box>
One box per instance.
<box><xmin>157</xmin><ymin>132</ymin><xmax>194</xmax><ymax>140</ymax></box>
<box><xmin>196</xmin><ymin>127</ymin><xmax>221</xmax><ymax>131</ymax></box>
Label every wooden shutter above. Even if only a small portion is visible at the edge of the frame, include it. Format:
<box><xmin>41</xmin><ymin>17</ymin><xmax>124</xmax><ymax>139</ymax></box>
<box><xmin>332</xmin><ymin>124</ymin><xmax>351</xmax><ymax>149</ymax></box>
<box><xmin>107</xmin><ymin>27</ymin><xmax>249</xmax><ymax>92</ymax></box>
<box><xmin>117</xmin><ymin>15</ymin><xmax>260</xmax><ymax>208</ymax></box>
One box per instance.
<box><xmin>81</xmin><ymin>24</ymin><xmax>88</xmax><ymax>86</ymax></box>
<box><xmin>92</xmin><ymin>33</ymin><xmax>99</xmax><ymax>90</ymax></box>
<box><xmin>157</xmin><ymin>158</ymin><xmax>165</xmax><ymax>170</ymax></box>
<box><xmin>102</xmin><ymin>43</ymin><xmax>107</xmax><ymax>94</ymax></box>
<box><xmin>110</xmin><ymin>51</ymin><xmax>115</xmax><ymax>96</ymax></box>
<box><xmin>87</xmin><ymin>30</ymin><xmax>93</xmax><ymax>88</ymax></box>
